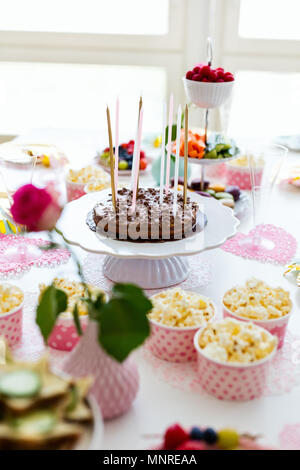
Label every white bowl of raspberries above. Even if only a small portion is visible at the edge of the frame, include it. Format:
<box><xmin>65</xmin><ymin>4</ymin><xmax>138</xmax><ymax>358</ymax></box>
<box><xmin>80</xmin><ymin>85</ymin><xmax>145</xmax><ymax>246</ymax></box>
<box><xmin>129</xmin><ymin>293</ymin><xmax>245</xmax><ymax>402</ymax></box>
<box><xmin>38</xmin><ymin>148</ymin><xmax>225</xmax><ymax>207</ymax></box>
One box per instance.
<box><xmin>183</xmin><ymin>63</ymin><xmax>235</xmax><ymax>109</ymax></box>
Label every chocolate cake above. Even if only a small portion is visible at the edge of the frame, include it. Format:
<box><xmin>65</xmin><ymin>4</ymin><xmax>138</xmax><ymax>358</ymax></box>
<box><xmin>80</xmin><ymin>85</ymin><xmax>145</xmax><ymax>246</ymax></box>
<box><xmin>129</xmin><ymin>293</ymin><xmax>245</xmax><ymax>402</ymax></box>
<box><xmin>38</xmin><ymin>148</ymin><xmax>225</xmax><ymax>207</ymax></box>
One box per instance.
<box><xmin>87</xmin><ymin>187</ymin><xmax>207</xmax><ymax>242</ymax></box>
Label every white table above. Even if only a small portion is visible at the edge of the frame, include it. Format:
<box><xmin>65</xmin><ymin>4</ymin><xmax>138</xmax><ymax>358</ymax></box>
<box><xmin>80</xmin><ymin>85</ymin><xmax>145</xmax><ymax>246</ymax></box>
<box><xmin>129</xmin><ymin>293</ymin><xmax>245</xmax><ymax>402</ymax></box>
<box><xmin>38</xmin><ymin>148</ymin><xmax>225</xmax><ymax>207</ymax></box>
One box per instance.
<box><xmin>5</xmin><ymin>130</ymin><xmax>300</xmax><ymax>449</ymax></box>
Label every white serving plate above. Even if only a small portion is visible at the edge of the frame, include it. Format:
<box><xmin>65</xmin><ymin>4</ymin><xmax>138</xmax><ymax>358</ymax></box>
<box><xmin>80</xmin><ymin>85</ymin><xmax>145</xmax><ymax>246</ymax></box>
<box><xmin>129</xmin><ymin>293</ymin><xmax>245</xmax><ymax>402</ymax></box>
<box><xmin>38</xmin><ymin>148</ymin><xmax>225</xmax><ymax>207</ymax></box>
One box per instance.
<box><xmin>56</xmin><ymin>188</ymin><xmax>239</xmax><ymax>259</ymax></box>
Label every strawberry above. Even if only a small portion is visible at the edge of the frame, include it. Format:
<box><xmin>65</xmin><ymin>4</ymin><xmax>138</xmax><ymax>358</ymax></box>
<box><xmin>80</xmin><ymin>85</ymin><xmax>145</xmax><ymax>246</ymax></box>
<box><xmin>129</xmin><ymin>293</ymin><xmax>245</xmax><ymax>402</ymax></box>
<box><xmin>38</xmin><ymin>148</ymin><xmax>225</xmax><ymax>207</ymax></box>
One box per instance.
<box><xmin>176</xmin><ymin>440</ymin><xmax>206</xmax><ymax>450</ymax></box>
<box><xmin>163</xmin><ymin>424</ymin><xmax>189</xmax><ymax>450</ymax></box>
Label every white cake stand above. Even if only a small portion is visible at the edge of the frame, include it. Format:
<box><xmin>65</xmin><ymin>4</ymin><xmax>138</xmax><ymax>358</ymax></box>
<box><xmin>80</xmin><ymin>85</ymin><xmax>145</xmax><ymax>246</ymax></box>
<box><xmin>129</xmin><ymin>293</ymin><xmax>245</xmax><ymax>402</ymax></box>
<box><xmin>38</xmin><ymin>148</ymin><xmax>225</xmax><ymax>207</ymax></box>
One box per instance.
<box><xmin>56</xmin><ymin>189</ymin><xmax>239</xmax><ymax>289</ymax></box>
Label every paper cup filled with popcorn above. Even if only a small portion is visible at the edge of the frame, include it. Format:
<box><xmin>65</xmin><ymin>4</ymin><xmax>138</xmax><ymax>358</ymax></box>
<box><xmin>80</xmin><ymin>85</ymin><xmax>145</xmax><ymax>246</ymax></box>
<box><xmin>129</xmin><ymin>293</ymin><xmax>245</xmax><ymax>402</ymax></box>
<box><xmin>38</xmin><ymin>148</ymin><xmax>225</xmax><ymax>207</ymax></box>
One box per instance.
<box><xmin>66</xmin><ymin>165</ymin><xmax>110</xmax><ymax>202</ymax></box>
<box><xmin>194</xmin><ymin>318</ymin><xmax>277</xmax><ymax>401</ymax></box>
<box><xmin>39</xmin><ymin>278</ymin><xmax>106</xmax><ymax>351</ymax></box>
<box><xmin>147</xmin><ymin>288</ymin><xmax>216</xmax><ymax>363</ymax></box>
<box><xmin>223</xmin><ymin>278</ymin><xmax>292</xmax><ymax>349</ymax></box>
<box><xmin>0</xmin><ymin>284</ymin><xmax>24</xmax><ymax>347</ymax></box>
<box><xmin>226</xmin><ymin>154</ymin><xmax>264</xmax><ymax>190</ymax></box>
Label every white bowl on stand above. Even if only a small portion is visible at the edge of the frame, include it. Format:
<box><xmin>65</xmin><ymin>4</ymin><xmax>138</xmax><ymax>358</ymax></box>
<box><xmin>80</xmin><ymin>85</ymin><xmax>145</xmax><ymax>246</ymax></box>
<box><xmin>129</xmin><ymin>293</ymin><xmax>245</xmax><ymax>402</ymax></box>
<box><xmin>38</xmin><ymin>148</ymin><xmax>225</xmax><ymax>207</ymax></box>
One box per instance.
<box><xmin>183</xmin><ymin>77</ymin><xmax>234</xmax><ymax>109</ymax></box>
<box><xmin>56</xmin><ymin>189</ymin><xmax>239</xmax><ymax>289</ymax></box>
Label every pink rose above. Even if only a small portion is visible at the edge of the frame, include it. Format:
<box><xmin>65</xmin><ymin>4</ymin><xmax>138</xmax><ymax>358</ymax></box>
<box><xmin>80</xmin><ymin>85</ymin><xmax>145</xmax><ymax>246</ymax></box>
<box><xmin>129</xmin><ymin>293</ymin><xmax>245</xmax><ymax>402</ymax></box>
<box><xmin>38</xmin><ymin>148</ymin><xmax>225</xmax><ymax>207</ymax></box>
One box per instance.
<box><xmin>11</xmin><ymin>184</ymin><xmax>62</xmax><ymax>232</ymax></box>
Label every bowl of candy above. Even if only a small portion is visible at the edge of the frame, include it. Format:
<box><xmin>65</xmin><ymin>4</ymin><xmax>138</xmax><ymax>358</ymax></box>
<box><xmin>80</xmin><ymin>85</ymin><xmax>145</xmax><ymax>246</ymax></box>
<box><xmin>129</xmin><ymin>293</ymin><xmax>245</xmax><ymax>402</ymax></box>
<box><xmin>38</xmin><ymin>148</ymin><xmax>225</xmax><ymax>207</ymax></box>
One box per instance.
<box><xmin>183</xmin><ymin>64</ymin><xmax>235</xmax><ymax>109</ymax></box>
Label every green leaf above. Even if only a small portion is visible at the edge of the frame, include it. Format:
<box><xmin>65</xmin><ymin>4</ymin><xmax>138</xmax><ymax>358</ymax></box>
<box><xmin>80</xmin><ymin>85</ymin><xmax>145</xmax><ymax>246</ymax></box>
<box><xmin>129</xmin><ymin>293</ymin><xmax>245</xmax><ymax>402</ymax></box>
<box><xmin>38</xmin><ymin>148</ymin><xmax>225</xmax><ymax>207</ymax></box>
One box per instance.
<box><xmin>72</xmin><ymin>303</ymin><xmax>82</xmax><ymax>336</ymax></box>
<box><xmin>36</xmin><ymin>285</ymin><xmax>67</xmax><ymax>342</ymax></box>
<box><xmin>98</xmin><ymin>283</ymin><xmax>152</xmax><ymax>362</ymax></box>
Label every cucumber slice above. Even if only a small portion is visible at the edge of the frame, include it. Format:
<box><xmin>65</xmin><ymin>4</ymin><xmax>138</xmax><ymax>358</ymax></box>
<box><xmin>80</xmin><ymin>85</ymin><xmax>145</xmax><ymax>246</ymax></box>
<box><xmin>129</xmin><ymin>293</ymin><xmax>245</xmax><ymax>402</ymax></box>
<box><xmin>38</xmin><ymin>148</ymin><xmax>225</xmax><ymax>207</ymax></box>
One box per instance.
<box><xmin>13</xmin><ymin>410</ymin><xmax>56</xmax><ymax>436</ymax></box>
<box><xmin>66</xmin><ymin>385</ymin><xmax>79</xmax><ymax>413</ymax></box>
<box><xmin>0</xmin><ymin>370</ymin><xmax>41</xmax><ymax>398</ymax></box>
<box><xmin>205</xmin><ymin>149</ymin><xmax>218</xmax><ymax>159</ymax></box>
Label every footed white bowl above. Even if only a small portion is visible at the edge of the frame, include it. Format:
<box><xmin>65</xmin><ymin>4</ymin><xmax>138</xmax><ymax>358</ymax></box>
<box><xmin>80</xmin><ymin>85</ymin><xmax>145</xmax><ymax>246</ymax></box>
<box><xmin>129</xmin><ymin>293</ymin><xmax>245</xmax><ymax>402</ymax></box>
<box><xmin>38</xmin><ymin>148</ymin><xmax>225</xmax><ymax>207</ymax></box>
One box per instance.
<box><xmin>183</xmin><ymin>77</ymin><xmax>234</xmax><ymax>109</ymax></box>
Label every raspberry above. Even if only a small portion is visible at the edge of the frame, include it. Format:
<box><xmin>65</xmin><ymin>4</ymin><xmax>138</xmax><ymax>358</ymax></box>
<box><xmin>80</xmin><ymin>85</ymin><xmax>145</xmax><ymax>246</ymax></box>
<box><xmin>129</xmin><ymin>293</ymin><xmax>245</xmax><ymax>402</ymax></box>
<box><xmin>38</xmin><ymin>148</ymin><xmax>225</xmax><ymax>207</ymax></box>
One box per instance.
<box><xmin>215</xmin><ymin>67</ymin><xmax>224</xmax><ymax>73</ymax></box>
<box><xmin>163</xmin><ymin>424</ymin><xmax>189</xmax><ymax>450</ymax></box>
<box><xmin>224</xmin><ymin>72</ymin><xmax>234</xmax><ymax>82</ymax></box>
<box><xmin>193</xmin><ymin>66</ymin><xmax>201</xmax><ymax>74</ymax></box>
<box><xmin>216</xmin><ymin>70</ymin><xmax>225</xmax><ymax>79</ymax></box>
<box><xmin>139</xmin><ymin>159</ymin><xmax>147</xmax><ymax>170</ymax></box>
<box><xmin>201</xmin><ymin>65</ymin><xmax>211</xmax><ymax>77</ymax></box>
<box><xmin>176</xmin><ymin>440</ymin><xmax>206</xmax><ymax>450</ymax></box>
<box><xmin>202</xmin><ymin>78</ymin><xmax>209</xmax><ymax>82</ymax></box>
<box><xmin>216</xmin><ymin>78</ymin><xmax>225</xmax><ymax>82</ymax></box>
<box><xmin>208</xmin><ymin>70</ymin><xmax>217</xmax><ymax>82</ymax></box>
<box><xmin>186</xmin><ymin>70</ymin><xmax>194</xmax><ymax>80</ymax></box>
<box><xmin>192</xmin><ymin>74</ymin><xmax>202</xmax><ymax>81</ymax></box>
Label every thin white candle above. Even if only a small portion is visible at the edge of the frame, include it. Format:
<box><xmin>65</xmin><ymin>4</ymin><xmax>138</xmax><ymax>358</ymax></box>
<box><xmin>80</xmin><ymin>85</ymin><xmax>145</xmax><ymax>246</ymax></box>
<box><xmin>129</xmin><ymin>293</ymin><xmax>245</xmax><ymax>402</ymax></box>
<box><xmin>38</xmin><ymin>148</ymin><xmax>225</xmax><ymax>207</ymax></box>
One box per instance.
<box><xmin>130</xmin><ymin>113</ymin><xmax>140</xmax><ymax>191</ymax></box>
<box><xmin>173</xmin><ymin>104</ymin><xmax>182</xmax><ymax>215</ymax></box>
<box><xmin>159</xmin><ymin>102</ymin><xmax>167</xmax><ymax>204</ymax></box>
<box><xmin>165</xmin><ymin>93</ymin><xmax>174</xmax><ymax>194</ymax></box>
<box><xmin>130</xmin><ymin>107</ymin><xmax>143</xmax><ymax>214</ymax></box>
<box><xmin>114</xmin><ymin>97</ymin><xmax>119</xmax><ymax>198</ymax></box>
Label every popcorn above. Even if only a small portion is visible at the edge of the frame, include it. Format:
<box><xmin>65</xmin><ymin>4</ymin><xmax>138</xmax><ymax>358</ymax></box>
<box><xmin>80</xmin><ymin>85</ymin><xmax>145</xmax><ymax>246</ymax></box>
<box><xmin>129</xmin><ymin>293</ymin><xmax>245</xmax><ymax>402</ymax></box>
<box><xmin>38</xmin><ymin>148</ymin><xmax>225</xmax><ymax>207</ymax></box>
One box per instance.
<box><xmin>39</xmin><ymin>278</ymin><xmax>105</xmax><ymax>318</ymax></box>
<box><xmin>148</xmin><ymin>288</ymin><xmax>214</xmax><ymax>327</ymax></box>
<box><xmin>84</xmin><ymin>181</ymin><xmax>111</xmax><ymax>193</ymax></box>
<box><xmin>228</xmin><ymin>154</ymin><xmax>264</xmax><ymax>168</ymax></box>
<box><xmin>66</xmin><ymin>165</ymin><xmax>110</xmax><ymax>185</ymax></box>
<box><xmin>198</xmin><ymin>318</ymin><xmax>277</xmax><ymax>364</ymax></box>
<box><xmin>0</xmin><ymin>284</ymin><xmax>23</xmax><ymax>314</ymax></box>
<box><xmin>223</xmin><ymin>278</ymin><xmax>292</xmax><ymax>320</ymax></box>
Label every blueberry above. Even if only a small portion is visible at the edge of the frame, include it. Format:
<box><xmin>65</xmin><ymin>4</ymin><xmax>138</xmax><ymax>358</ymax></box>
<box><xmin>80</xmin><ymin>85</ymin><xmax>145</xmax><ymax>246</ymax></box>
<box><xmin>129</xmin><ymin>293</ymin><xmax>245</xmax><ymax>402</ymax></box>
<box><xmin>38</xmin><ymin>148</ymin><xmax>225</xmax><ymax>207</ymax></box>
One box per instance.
<box><xmin>127</xmin><ymin>162</ymin><xmax>132</xmax><ymax>170</ymax></box>
<box><xmin>190</xmin><ymin>426</ymin><xmax>204</xmax><ymax>441</ymax></box>
<box><xmin>203</xmin><ymin>428</ymin><xmax>218</xmax><ymax>444</ymax></box>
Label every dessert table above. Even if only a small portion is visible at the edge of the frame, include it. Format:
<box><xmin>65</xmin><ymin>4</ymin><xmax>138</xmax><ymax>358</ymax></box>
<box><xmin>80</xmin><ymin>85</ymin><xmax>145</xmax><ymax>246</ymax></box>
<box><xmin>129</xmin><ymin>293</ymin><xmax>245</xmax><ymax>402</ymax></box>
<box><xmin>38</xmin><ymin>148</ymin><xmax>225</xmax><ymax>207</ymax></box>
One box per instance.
<box><xmin>2</xmin><ymin>129</ymin><xmax>300</xmax><ymax>450</ymax></box>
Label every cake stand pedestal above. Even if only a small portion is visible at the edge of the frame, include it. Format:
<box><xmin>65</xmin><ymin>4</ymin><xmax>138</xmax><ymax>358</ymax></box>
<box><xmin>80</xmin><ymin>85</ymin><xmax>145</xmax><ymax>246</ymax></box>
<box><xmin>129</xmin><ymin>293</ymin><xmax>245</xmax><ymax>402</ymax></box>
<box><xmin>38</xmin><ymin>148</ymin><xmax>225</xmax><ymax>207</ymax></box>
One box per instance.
<box><xmin>103</xmin><ymin>256</ymin><xmax>189</xmax><ymax>289</ymax></box>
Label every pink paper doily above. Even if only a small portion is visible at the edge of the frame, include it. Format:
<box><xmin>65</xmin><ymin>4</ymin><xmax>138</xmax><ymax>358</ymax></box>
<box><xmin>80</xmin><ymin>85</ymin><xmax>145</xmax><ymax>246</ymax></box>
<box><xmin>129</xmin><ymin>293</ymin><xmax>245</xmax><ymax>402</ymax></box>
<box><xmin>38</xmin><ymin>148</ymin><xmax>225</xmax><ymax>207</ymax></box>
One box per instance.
<box><xmin>222</xmin><ymin>224</ymin><xmax>297</xmax><ymax>265</ymax></box>
<box><xmin>141</xmin><ymin>329</ymin><xmax>300</xmax><ymax>397</ymax></box>
<box><xmin>279</xmin><ymin>423</ymin><xmax>300</xmax><ymax>450</ymax></box>
<box><xmin>82</xmin><ymin>253</ymin><xmax>213</xmax><ymax>295</ymax></box>
<box><xmin>11</xmin><ymin>292</ymin><xmax>67</xmax><ymax>367</ymax></box>
<box><xmin>0</xmin><ymin>235</ymin><xmax>70</xmax><ymax>279</ymax></box>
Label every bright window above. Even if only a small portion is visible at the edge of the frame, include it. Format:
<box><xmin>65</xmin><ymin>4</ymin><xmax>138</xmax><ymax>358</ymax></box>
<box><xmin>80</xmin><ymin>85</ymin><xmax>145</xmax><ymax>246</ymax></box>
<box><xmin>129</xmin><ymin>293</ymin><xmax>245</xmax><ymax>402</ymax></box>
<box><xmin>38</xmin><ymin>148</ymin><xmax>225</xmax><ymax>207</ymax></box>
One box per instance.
<box><xmin>228</xmin><ymin>71</ymin><xmax>300</xmax><ymax>138</ymax></box>
<box><xmin>0</xmin><ymin>62</ymin><xmax>166</xmax><ymax>136</ymax></box>
<box><xmin>239</xmin><ymin>0</ymin><xmax>300</xmax><ymax>40</ymax></box>
<box><xmin>0</xmin><ymin>0</ymin><xmax>169</xmax><ymax>35</ymax></box>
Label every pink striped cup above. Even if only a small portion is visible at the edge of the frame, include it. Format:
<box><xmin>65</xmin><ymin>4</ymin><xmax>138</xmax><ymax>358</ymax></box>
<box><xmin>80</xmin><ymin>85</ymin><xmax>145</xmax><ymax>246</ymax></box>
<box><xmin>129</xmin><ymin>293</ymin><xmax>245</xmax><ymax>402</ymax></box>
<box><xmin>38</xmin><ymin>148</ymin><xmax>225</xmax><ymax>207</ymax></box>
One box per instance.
<box><xmin>147</xmin><ymin>299</ymin><xmax>216</xmax><ymax>363</ymax></box>
<box><xmin>226</xmin><ymin>165</ymin><xmax>263</xmax><ymax>190</ymax></box>
<box><xmin>194</xmin><ymin>326</ymin><xmax>277</xmax><ymax>401</ymax></box>
<box><xmin>223</xmin><ymin>303</ymin><xmax>292</xmax><ymax>349</ymax></box>
<box><xmin>48</xmin><ymin>315</ymin><xmax>88</xmax><ymax>351</ymax></box>
<box><xmin>66</xmin><ymin>179</ymin><xmax>86</xmax><ymax>202</ymax></box>
<box><xmin>0</xmin><ymin>287</ymin><xmax>23</xmax><ymax>348</ymax></box>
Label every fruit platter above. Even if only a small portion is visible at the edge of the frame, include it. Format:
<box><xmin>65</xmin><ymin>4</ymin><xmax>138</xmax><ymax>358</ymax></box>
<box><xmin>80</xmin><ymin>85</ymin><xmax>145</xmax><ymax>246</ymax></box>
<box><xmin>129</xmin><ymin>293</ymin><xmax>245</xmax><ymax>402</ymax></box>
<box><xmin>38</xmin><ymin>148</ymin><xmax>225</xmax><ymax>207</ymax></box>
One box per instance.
<box><xmin>97</xmin><ymin>139</ymin><xmax>150</xmax><ymax>175</ymax></box>
<box><xmin>171</xmin><ymin>130</ymin><xmax>240</xmax><ymax>165</ymax></box>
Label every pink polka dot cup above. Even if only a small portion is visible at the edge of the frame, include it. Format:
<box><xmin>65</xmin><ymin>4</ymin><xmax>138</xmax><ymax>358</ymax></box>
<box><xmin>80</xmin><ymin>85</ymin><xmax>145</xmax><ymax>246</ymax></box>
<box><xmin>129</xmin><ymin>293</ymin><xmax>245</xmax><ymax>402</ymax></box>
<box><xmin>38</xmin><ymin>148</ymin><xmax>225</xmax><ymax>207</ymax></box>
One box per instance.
<box><xmin>226</xmin><ymin>164</ymin><xmax>263</xmax><ymax>190</ymax></box>
<box><xmin>48</xmin><ymin>315</ymin><xmax>88</xmax><ymax>351</ymax></box>
<box><xmin>66</xmin><ymin>179</ymin><xmax>86</xmax><ymax>202</ymax></box>
<box><xmin>223</xmin><ymin>303</ymin><xmax>292</xmax><ymax>349</ymax></box>
<box><xmin>147</xmin><ymin>301</ymin><xmax>216</xmax><ymax>363</ymax></box>
<box><xmin>0</xmin><ymin>289</ymin><xmax>23</xmax><ymax>348</ymax></box>
<box><xmin>194</xmin><ymin>327</ymin><xmax>277</xmax><ymax>401</ymax></box>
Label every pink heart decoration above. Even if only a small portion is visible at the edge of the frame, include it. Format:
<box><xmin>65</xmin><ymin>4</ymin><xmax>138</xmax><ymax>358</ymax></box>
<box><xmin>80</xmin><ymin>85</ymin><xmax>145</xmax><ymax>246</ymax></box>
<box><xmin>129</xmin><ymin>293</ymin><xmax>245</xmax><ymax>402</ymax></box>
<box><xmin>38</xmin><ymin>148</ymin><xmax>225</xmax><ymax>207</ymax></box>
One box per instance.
<box><xmin>222</xmin><ymin>224</ymin><xmax>297</xmax><ymax>265</ymax></box>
